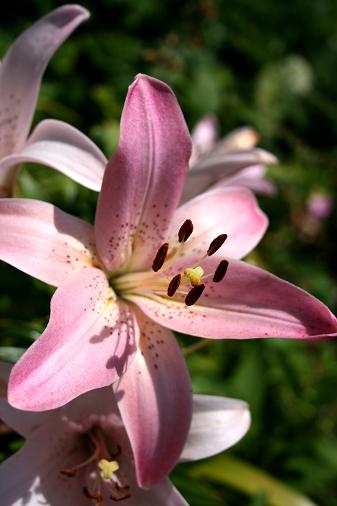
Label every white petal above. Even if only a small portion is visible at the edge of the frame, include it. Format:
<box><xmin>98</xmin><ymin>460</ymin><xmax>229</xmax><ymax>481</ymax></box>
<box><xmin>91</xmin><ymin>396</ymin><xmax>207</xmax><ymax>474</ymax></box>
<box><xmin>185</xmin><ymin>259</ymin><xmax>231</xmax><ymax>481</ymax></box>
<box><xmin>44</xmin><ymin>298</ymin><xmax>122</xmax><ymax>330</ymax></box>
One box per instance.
<box><xmin>180</xmin><ymin>394</ymin><xmax>251</xmax><ymax>462</ymax></box>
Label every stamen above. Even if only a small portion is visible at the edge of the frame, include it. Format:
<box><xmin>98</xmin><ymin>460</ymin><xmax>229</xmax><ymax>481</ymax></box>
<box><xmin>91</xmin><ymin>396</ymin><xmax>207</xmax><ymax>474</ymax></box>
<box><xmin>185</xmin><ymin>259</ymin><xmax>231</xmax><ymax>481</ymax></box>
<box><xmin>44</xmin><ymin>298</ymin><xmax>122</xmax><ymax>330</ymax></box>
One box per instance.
<box><xmin>213</xmin><ymin>260</ymin><xmax>229</xmax><ymax>282</ymax></box>
<box><xmin>110</xmin><ymin>484</ymin><xmax>131</xmax><ymax>502</ymax></box>
<box><xmin>185</xmin><ymin>284</ymin><xmax>205</xmax><ymax>306</ymax></box>
<box><xmin>152</xmin><ymin>243</ymin><xmax>169</xmax><ymax>272</ymax></box>
<box><xmin>61</xmin><ymin>437</ymin><xmax>101</xmax><ymax>478</ymax></box>
<box><xmin>178</xmin><ymin>219</ymin><xmax>194</xmax><ymax>243</ymax></box>
<box><xmin>83</xmin><ymin>486</ymin><xmax>104</xmax><ymax>504</ymax></box>
<box><xmin>60</xmin><ymin>468</ymin><xmax>77</xmax><ymax>477</ymax></box>
<box><xmin>207</xmin><ymin>234</ymin><xmax>228</xmax><ymax>256</ymax></box>
<box><xmin>167</xmin><ymin>274</ymin><xmax>181</xmax><ymax>296</ymax></box>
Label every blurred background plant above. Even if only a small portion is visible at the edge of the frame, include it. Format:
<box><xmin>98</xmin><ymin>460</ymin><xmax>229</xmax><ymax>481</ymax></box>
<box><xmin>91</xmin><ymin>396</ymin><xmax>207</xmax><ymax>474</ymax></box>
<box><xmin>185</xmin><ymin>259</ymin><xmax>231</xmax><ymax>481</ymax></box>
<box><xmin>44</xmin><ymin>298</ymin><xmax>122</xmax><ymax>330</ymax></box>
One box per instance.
<box><xmin>1</xmin><ymin>0</ymin><xmax>337</xmax><ymax>504</ymax></box>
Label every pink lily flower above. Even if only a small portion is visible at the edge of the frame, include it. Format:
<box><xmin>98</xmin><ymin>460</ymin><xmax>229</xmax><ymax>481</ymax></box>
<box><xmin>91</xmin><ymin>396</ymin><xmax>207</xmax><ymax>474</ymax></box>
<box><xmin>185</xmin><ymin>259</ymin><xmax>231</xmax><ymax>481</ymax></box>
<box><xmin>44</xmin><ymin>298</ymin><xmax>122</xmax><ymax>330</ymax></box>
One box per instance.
<box><xmin>0</xmin><ymin>361</ymin><xmax>251</xmax><ymax>505</ymax></box>
<box><xmin>1</xmin><ymin>74</ymin><xmax>336</xmax><ymax>486</ymax></box>
<box><xmin>0</xmin><ymin>5</ymin><xmax>107</xmax><ymax>197</ymax></box>
<box><xmin>182</xmin><ymin>114</ymin><xmax>277</xmax><ymax>203</ymax></box>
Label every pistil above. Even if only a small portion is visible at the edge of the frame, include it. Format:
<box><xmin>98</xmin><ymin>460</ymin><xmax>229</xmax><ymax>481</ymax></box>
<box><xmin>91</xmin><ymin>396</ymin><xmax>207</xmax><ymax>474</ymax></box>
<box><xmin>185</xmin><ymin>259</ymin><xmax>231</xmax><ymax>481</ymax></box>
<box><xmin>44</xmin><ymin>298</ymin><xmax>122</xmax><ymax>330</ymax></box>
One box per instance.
<box><xmin>61</xmin><ymin>424</ymin><xmax>131</xmax><ymax>505</ymax></box>
<box><xmin>111</xmin><ymin>218</ymin><xmax>230</xmax><ymax>306</ymax></box>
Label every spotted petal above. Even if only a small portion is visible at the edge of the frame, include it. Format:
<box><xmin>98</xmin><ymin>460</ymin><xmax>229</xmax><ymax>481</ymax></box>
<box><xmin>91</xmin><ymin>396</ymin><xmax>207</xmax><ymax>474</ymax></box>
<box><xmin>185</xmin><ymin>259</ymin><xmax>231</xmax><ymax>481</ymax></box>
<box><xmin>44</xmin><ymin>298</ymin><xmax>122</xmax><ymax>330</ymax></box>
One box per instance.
<box><xmin>170</xmin><ymin>187</ymin><xmax>268</xmax><ymax>260</ymax></box>
<box><xmin>9</xmin><ymin>268</ymin><xmax>139</xmax><ymax>411</ymax></box>
<box><xmin>0</xmin><ymin>120</ymin><xmax>107</xmax><ymax>191</ymax></box>
<box><xmin>114</xmin><ymin>314</ymin><xmax>192</xmax><ymax>488</ymax></box>
<box><xmin>95</xmin><ymin>74</ymin><xmax>191</xmax><ymax>272</ymax></box>
<box><xmin>0</xmin><ymin>5</ymin><xmax>89</xmax><ymax>157</ymax></box>
<box><xmin>0</xmin><ymin>198</ymin><xmax>95</xmax><ymax>287</ymax></box>
<box><xmin>128</xmin><ymin>258</ymin><xmax>337</xmax><ymax>340</ymax></box>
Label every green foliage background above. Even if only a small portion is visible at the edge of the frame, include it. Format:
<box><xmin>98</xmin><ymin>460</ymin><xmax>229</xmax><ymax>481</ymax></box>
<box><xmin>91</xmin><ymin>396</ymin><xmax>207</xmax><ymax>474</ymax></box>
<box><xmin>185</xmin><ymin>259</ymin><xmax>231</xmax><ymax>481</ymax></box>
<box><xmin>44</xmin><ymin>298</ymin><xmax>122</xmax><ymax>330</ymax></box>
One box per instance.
<box><xmin>1</xmin><ymin>1</ymin><xmax>337</xmax><ymax>504</ymax></box>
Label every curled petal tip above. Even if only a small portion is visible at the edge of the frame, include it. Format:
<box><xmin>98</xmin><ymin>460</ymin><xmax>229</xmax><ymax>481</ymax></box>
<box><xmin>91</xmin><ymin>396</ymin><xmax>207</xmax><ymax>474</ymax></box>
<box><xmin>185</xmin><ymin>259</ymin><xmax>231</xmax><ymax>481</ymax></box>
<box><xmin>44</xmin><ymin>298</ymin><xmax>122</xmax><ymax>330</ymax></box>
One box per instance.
<box><xmin>256</xmin><ymin>148</ymin><xmax>278</xmax><ymax>164</ymax></box>
<box><xmin>56</xmin><ymin>4</ymin><xmax>91</xmax><ymax>22</ymax></box>
<box><xmin>132</xmin><ymin>73</ymin><xmax>175</xmax><ymax>95</ymax></box>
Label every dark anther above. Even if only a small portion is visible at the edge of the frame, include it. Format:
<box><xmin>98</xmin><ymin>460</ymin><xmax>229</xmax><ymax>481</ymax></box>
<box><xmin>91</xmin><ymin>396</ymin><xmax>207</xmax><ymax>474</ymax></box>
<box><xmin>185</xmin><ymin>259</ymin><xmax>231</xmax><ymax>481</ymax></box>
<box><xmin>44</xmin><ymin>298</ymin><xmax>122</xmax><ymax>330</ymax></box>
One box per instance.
<box><xmin>185</xmin><ymin>284</ymin><xmax>205</xmax><ymax>306</ymax></box>
<box><xmin>83</xmin><ymin>486</ymin><xmax>103</xmax><ymax>504</ymax></box>
<box><xmin>167</xmin><ymin>274</ymin><xmax>181</xmax><ymax>297</ymax></box>
<box><xmin>110</xmin><ymin>486</ymin><xmax>131</xmax><ymax>501</ymax></box>
<box><xmin>152</xmin><ymin>243</ymin><xmax>169</xmax><ymax>272</ymax></box>
<box><xmin>60</xmin><ymin>468</ymin><xmax>76</xmax><ymax>477</ymax></box>
<box><xmin>116</xmin><ymin>485</ymin><xmax>130</xmax><ymax>491</ymax></box>
<box><xmin>207</xmin><ymin>234</ymin><xmax>228</xmax><ymax>256</ymax></box>
<box><xmin>213</xmin><ymin>260</ymin><xmax>229</xmax><ymax>282</ymax></box>
<box><xmin>178</xmin><ymin>219</ymin><xmax>194</xmax><ymax>243</ymax></box>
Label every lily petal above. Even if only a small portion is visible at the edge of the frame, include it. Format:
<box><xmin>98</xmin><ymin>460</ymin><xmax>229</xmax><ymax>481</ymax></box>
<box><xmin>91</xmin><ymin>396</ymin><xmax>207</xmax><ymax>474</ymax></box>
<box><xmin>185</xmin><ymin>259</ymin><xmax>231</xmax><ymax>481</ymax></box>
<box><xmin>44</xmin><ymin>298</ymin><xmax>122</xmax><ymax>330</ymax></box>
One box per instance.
<box><xmin>114</xmin><ymin>314</ymin><xmax>192</xmax><ymax>488</ymax></box>
<box><xmin>0</xmin><ymin>5</ymin><xmax>89</xmax><ymax>157</ymax></box>
<box><xmin>130</xmin><ymin>478</ymin><xmax>189</xmax><ymax>506</ymax></box>
<box><xmin>9</xmin><ymin>268</ymin><xmax>139</xmax><ymax>411</ymax></box>
<box><xmin>0</xmin><ymin>198</ymin><xmax>95</xmax><ymax>287</ymax></box>
<box><xmin>170</xmin><ymin>187</ymin><xmax>268</xmax><ymax>260</ymax></box>
<box><xmin>212</xmin><ymin>165</ymin><xmax>276</xmax><ymax>196</ymax></box>
<box><xmin>0</xmin><ymin>361</ymin><xmax>53</xmax><ymax>437</ymax></box>
<box><xmin>128</xmin><ymin>258</ymin><xmax>337</xmax><ymax>340</ymax></box>
<box><xmin>0</xmin><ymin>415</ymin><xmax>88</xmax><ymax>506</ymax></box>
<box><xmin>216</xmin><ymin>126</ymin><xmax>259</xmax><ymax>152</ymax></box>
<box><xmin>180</xmin><ymin>394</ymin><xmax>250</xmax><ymax>462</ymax></box>
<box><xmin>190</xmin><ymin>114</ymin><xmax>218</xmax><ymax>165</ymax></box>
<box><xmin>95</xmin><ymin>74</ymin><xmax>191</xmax><ymax>272</ymax></box>
<box><xmin>182</xmin><ymin>149</ymin><xmax>277</xmax><ymax>203</ymax></box>
<box><xmin>0</xmin><ymin>119</ymin><xmax>107</xmax><ymax>191</ymax></box>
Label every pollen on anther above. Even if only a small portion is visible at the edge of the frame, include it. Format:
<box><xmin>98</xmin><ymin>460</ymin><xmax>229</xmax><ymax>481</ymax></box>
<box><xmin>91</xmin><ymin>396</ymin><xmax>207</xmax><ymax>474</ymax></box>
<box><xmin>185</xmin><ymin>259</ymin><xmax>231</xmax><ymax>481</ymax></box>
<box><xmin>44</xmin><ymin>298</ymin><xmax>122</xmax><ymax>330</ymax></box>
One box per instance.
<box><xmin>167</xmin><ymin>274</ymin><xmax>181</xmax><ymax>296</ymax></box>
<box><xmin>213</xmin><ymin>259</ymin><xmax>229</xmax><ymax>282</ymax></box>
<box><xmin>178</xmin><ymin>219</ymin><xmax>194</xmax><ymax>243</ymax></box>
<box><xmin>207</xmin><ymin>234</ymin><xmax>228</xmax><ymax>256</ymax></box>
<box><xmin>152</xmin><ymin>242</ymin><xmax>169</xmax><ymax>272</ymax></box>
<box><xmin>185</xmin><ymin>284</ymin><xmax>205</xmax><ymax>306</ymax></box>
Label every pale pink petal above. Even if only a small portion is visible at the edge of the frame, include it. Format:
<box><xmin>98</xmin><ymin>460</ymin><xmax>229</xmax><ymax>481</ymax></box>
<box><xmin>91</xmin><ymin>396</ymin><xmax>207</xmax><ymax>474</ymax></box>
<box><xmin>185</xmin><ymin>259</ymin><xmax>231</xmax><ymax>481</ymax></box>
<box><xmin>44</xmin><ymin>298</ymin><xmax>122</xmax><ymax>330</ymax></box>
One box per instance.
<box><xmin>180</xmin><ymin>395</ymin><xmax>250</xmax><ymax>462</ymax></box>
<box><xmin>0</xmin><ymin>198</ymin><xmax>95</xmax><ymax>287</ymax></box>
<box><xmin>9</xmin><ymin>268</ymin><xmax>139</xmax><ymax>411</ymax></box>
<box><xmin>190</xmin><ymin>114</ymin><xmax>219</xmax><ymax>165</ymax></box>
<box><xmin>212</xmin><ymin>165</ymin><xmax>276</xmax><ymax>196</ymax></box>
<box><xmin>182</xmin><ymin>148</ymin><xmax>277</xmax><ymax>203</ymax></box>
<box><xmin>62</xmin><ymin>384</ymin><xmax>119</xmax><ymax>422</ymax></box>
<box><xmin>0</xmin><ymin>119</ymin><xmax>107</xmax><ymax>191</ymax></box>
<box><xmin>128</xmin><ymin>258</ymin><xmax>337</xmax><ymax>340</ymax></box>
<box><xmin>217</xmin><ymin>126</ymin><xmax>259</xmax><ymax>152</ymax></box>
<box><xmin>0</xmin><ymin>5</ymin><xmax>89</xmax><ymax>157</ymax></box>
<box><xmin>170</xmin><ymin>187</ymin><xmax>268</xmax><ymax>260</ymax></box>
<box><xmin>95</xmin><ymin>74</ymin><xmax>191</xmax><ymax>272</ymax></box>
<box><xmin>0</xmin><ymin>361</ymin><xmax>54</xmax><ymax>436</ymax></box>
<box><xmin>129</xmin><ymin>478</ymin><xmax>189</xmax><ymax>506</ymax></box>
<box><xmin>114</xmin><ymin>314</ymin><xmax>192</xmax><ymax>488</ymax></box>
<box><xmin>0</xmin><ymin>416</ymin><xmax>88</xmax><ymax>506</ymax></box>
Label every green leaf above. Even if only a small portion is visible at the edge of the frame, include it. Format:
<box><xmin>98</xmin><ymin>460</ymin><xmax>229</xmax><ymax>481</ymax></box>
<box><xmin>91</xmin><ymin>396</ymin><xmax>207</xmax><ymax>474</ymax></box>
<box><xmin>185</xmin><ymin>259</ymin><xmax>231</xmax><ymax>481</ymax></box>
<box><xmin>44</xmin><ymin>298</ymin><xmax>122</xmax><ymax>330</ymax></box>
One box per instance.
<box><xmin>0</xmin><ymin>347</ymin><xmax>25</xmax><ymax>362</ymax></box>
<box><xmin>190</xmin><ymin>455</ymin><xmax>318</xmax><ymax>506</ymax></box>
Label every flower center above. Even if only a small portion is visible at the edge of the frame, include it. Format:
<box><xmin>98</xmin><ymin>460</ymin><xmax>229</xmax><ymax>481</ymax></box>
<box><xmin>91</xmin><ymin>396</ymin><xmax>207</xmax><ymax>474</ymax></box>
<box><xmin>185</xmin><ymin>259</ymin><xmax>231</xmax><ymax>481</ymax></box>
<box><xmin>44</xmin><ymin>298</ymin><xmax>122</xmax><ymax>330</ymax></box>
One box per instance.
<box><xmin>112</xmin><ymin>218</ymin><xmax>229</xmax><ymax>306</ymax></box>
<box><xmin>60</xmin><ymin>424</ymin><xmax>130</xmax><ymax>504</ymax></box>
